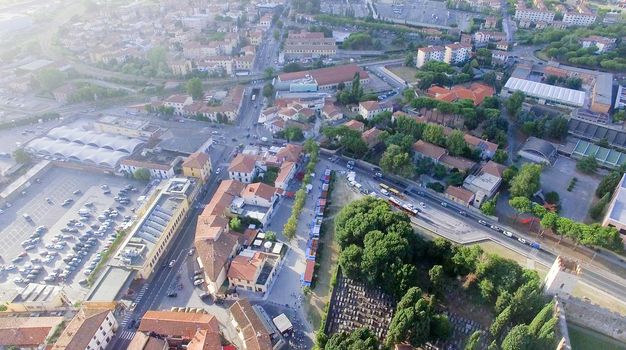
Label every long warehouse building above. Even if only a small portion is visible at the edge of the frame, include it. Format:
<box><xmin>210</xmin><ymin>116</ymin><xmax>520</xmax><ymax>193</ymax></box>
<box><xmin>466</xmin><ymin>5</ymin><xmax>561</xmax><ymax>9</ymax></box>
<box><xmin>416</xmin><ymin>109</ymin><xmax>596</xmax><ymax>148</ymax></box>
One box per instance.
<box><xmin>501</xmin><ymin>77</ymin><xmax>586</xmax><ymax>109</ymax></box>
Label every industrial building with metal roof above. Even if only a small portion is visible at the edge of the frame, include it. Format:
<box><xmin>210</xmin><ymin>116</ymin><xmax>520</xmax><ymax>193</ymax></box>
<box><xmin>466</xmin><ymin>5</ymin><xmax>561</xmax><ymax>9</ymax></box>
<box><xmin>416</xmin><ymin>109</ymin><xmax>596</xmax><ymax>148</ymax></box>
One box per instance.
<box><xmin>503</xmin><ymin>77</ymin><xmax>586</xmax><ymax>108</ymax></box>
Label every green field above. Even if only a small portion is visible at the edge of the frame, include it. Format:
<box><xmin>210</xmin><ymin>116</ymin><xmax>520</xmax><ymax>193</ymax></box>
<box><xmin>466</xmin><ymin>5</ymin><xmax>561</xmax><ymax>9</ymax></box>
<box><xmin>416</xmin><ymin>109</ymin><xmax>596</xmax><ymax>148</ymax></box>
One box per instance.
<box><xmin>568</xmin><ymin>323</ymin><xmax>626</xmax><ymax>350</ymax></box>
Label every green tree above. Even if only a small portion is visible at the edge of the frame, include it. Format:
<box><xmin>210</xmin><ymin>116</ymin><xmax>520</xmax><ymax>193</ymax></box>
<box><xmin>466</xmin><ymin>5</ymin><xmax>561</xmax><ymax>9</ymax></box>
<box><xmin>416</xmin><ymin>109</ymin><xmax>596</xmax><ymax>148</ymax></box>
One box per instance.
<box><xmin>501</xmin><ymin>324</ymin><xmax>533</xmax><ymax>350</ymax></box>
<box><xmin>493</xmin><ymin>149</ymin><xmax>508</xmax><ymax>164</ymax></box>
<box><xmin>282</xmin><ymin>126</ymin><xmax>304</xmax><ymax>141</ymax></box>
<box><xmin>505</xmin><ymin>91</ymin><xmax>525</xmax><ymax>117</ymax></box>
<box><xmin>325</xmin><ymin>328</ymin><xmax>379</xmax><ymax>350</ymax></box>
<box><xmin>265</xmin><ymin>231</ymin><xmax>277</xmax><ymax>242</ymax></box>
<box><xmin>509</xmin><ymin>196</ymin><xmax>532</xmax><ymax>220</ymax></box>
<box><xmin>380</xmin><ymin>144</ymin><xmax>415</xmax><ymax>177</ymax></box>
<box><xmin>386</xmin><ymin>287</ymin><xmax>433</xmax><ymax>347</ymax></box>
<box><xmin>405</xmin><ymin>53</ymin><xmax>415</xmax><ymax>67</ymax></box>
<box><xmin>264</xmin><ymin>67</ymin><xmax>275</xmax><ymax>79</ymax></box>
<box><xmin>576</xmin><ymin>155</ymin><xmax>598</xmax><ymax>174</ymax></box>
<box><xmin>186</xmin><ymin>77</ymin><xmax>203</xmax><ymax>100</ymax></box>
<box><xmin>465</xmin><ymin>330</ymin><xmax>485</xmax><ymax>350</ymax></box>
<box><xmin>509</xmin><ymin>164</ymin><xmax>542</xmax><ymax>198</ymax></box>
<box><xmin>540</xmin><ymin>212</ymin><xmax>558</xmax><ymax>234</ymax></box>
<box><xmin>339</xmin><ymin>244</ymin><xmax>363</xmax><ymax>279</ymax></box>
<box><xmin>430</xmin><ymin>314</ymin><xmax>452</xmax><ymax>341</ymax></box>
<box><xmin>422</xmin><ymin>124</ymin><xmax>445</xmax><ymax>145</ymax></box>
<box><xmin>133</xmin><ymin>168</ymin><xmax>151</xmax><ymax>181</ymax></box>
<box><xmin>446</xmin><ymin>130</ymin><xmax>467</xmax><ymax>156</ymax></box>
<box><xmin>428</xmin><ymin>265</ymin><xmax>444</xmax><ymax>297</ymax></box>
<box><xmin>12</xmin><ymin>148</ymin><xmax>31</xmax><ymax>164</ymax></box>
<box><xmin>229</xmin><ymin>217</ymin><xmax>243</xmax><ymax>232</ymax></box>
<box><xmin>481</xmin><ymin>199</ymin><xmax>496</xmax><ymax>216</ymax></box>
<box><xmin>589</xmin><ymin>192</ymin><xmax>611</xmax><ymax>220</ymax></box>
<box><xmin>490</xmin><ymin>305</ymin><xmax>513</xmax><ymax>338</ymax></box>
<box><xmin>262</xmin><ymin>83</ymin><xmax>275</xmax><ymax>98</ymax></box>
<box><xmin>36</xmin><ymin>68</ymin><xmax>65</xmax><ymax>91</ymax></box>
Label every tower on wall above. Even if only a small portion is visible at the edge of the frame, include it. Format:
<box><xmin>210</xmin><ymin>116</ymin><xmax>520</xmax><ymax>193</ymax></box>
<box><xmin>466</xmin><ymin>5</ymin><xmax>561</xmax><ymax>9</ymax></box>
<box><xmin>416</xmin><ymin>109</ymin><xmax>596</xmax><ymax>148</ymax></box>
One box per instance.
<box><xmin>543</xmin><ymin>256</ymin><xmax>582</xmax><ymax>296</ymax></box>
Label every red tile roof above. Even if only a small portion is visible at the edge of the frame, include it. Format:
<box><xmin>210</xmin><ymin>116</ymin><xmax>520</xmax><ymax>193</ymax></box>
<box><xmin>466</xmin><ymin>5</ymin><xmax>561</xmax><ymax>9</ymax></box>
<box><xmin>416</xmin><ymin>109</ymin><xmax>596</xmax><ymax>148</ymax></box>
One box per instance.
<box><xmin>228</xmin><ymin>252</ymin><xmax>265</xmax><ymax>281</ymax></box>
<box><xmin>413</xmin><ymin>140</ymin><xmax>446</xmax><ymax>160</ymax></box>
<box><xmin>445</xmin><ymin>186</ymin><xmax>475</xmax><ymax>204</ymax></box>
<box><xmin>0</xmin><ymin>317</ymin><xmax>63</xmax><ymax>347</ymax></box>
<box><xmin>138</xmin><ymin>311</ymin><xmax>219</xmax><ymax>340</ymax></box>
<box><xmin>229</xmin><ymin>300</ymin><xmax>272</xmax><ymax>350</ymax></box>
<box><xmin>242</xmin><ymin>182</ymin><xmax>277</xmax><ymax>202</ymax></box>
<box><xmin>440</xmin><ymin>155</ymin><xmax>476</xmax><ymax>171</ymax></box>
<box><xmin>362</xmin><ymin>127</ymin><xmax>382</xmax><ymax>147</ymax></box>
<box><xmin>52</xmin><ymin>308</ymin><xmax>113</xmax><ymax>350</ymax></box>
<box><xmin>481</xmin><ymin>160</ymin><xmax>506</xmax><ymax>178</ymax></box>
<box><xmin>229</xmin><ymin>154</ymin><xmax>258</xmax><ymax>173</ymax></box>
<box><xmin>343</xmin><ymin>119</ymin><xmax>365</xmax><ymax>132</ymax></box>
<box><xmin>304</xmin><ymin>260</ymin><xmax>315</xmax><ymax>282</ymax></box>
<box><xmin>183</xmin><ymin>152</ymin><xmax>210</xmax><ymax>169</ymax></box>
<box><xmin>426</xmin><ymin>83</ymin><xmax>494</xmax><ymax>106</ymax></box>
<box><xmin>360</xmin><ymin>100</ymin><xmax>380</xmax><ymax>111</ymax></box>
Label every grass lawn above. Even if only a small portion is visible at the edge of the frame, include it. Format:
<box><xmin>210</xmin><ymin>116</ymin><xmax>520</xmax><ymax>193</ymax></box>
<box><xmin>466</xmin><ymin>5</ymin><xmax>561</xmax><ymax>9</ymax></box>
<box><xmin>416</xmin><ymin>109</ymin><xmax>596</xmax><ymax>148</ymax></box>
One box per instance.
<box><xmin>305</xmin><ymin>176</ymin><xmax>361</xmax><ymax>329</ymax></box>
<box><xmin>568</xmin><ymin>323</ymin><xmax>626</xmax><ymax>350</ymax></box>
<box><xmin>387</xmin><ymin>65</ymin><xmax>418</xmax><ymax>84</ymax></box>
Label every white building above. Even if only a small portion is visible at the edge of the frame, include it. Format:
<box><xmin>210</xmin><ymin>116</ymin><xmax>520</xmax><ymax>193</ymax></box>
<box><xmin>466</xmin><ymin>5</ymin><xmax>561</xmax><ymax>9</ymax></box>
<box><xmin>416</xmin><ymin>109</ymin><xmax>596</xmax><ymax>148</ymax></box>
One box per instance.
<box><xmin>51</xmin><ymin>307</ymin><xmax>118</xmax><ymax>350</ymax></box>
<box><xmin>416</xmin><ymin>46</ymin><xmax>445</xmax><ymax>68</ymax></box>
<box><xmin>163</xmin><ymin>94</ymin><xmax>193</xmax><ymax>115</ymax></box>
<box><xmin>514</xmin><ymin>8</ymin><xmax>555</xmax><ymax>23</ymax></box>
<box><xmin>444</xmin><ymin>43</ymin><xmax>472</xmax><ymax>65</ymax></box>
<box><xmin>543</xmin><ymin>256</ymin><xmax>581</xmax><ymax>296</ymax></box>
<box><xmin>358</xmin><ymin>100</ymin><xmax>393</xmax><ymax>119</ymax></box>
<box><xmin>563</xmin><ymin>12</ymin><xmax>596</xmax><ymax>26</ymax></box>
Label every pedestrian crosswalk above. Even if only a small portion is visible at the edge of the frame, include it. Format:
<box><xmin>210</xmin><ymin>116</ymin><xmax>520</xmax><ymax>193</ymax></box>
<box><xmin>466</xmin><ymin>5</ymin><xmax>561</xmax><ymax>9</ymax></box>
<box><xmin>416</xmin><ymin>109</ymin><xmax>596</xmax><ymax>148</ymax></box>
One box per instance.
<box><xmin>134</xmin><ymin>283</ymin><xmax>149</xmax><ymax>303</ymax></box>
<box><xmin>117</xmin><ymin>330</ymin><xmax>136</xmax><ymax>341</ymax></box>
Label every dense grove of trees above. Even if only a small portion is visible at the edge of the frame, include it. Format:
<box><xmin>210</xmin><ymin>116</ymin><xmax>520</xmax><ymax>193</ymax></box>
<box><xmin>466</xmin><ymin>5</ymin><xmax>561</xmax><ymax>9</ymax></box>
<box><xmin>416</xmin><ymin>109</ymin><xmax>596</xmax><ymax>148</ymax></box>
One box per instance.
<box><xmin>68</xmin><ymin>83</ymin><xmax>128</xmax><ymax>103</ymax></box>
<box><xmin>518</xmin><ymin>24</ymin><xmax>626</xmax><ymax>71</ymax></box>
<box><xmin>414</xmin><ymin>61</ymin><xmax>472</xmax><ymax>90</ymax></box>
<box><xmin>341</xmin><ymin>32</ymin><xmax>381</xmax><ymax>50</ymax></box>
<box><xmin>323</xmin><ymin>199</ymin><xmax>559</xmax><ymax>350</ymax></box>
<box><xmin>322</xmin><ymin>125</ymin><xmax>368</xmax><ymax>158</ymax></box>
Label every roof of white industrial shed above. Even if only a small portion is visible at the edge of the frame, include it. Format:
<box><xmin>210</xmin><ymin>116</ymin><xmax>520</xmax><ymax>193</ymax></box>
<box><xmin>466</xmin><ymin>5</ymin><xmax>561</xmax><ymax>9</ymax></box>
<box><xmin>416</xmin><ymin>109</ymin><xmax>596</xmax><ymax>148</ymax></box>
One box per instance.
<box><xmin>504</xmin><ymin>77</ymin><xmax>585</xmax><ymax>107</ymax></box>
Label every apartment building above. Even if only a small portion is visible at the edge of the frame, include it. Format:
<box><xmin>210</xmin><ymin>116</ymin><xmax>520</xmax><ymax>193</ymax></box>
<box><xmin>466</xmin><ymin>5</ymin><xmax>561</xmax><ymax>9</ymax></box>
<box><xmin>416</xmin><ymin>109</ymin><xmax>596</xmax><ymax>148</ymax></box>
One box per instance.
<box><xmin>358</xmin><ymin>100</ymin><xmax>393</xmax><ymax>119</ymax></box>
<box><xmin>416</xmin><ymin>46</ymin><xmax>445</xmax><ymax>68</ymax></box>
<box><xmin>227</xmin><ymin>250</ymin><xmax>280</xmax><ymax>294</ymax></box>
<box><xmin>182</xmin><ymin>152</ymin><xmax>212</xmax><ymax>183</ymax></box>
<box><xmin>563</xmin><ymin>11</ymin><xmax>596</xmax><ymax>26</ymax></box>
<box><xmin>284</xmin><ymin>31</ymin><xmax>337</xmax><ymax>58</ymax></box>
<box><xmin>163</xmin><ymin>94</ymin><xmax>193</xmax><ymax>115</ymax></box>
<box><xmin>445</xmin><ymin>43</ymin><xmax>472</xmax><ymax>65</ymax></box>
<box><xmin>514</xmin><ymin>8</ymin><xmax>555</xmax><ymax>23</ymax></box>
<box><xmin>52</xmin><ymin>307</ymin><xmax>118</xmax><ymax>350</ymax></box>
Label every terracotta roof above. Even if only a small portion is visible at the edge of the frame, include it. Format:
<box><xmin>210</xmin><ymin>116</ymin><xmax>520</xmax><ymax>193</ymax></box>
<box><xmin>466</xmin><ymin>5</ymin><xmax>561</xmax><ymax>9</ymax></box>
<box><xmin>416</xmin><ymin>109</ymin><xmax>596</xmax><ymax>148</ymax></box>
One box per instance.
<box><xmin>275</xmin><ymin>161</ymin><xmax>296</xmax><ymax>186</ymax></box>
<box><xmin>195</xmin><ymin>225</ymin><xmax>239</xmax><ymax>282</ymax></box>
<box><xmin>128</xmin><ymin>331</ymin><xmax>169</xmax><ymax>350</ymax></box>
<box><xmin>52</xmin><ymin>308</ymin><xmax>113</xmax><ymax>350</ymax></box>
<box><xmin>463</xmin><ymin>133</ymin><xmax>498</xmax><ymax>153</ymax></box>
<box><xmin>201</xmin><ymin>179</ymin><xmax>246</xmax><ymax>217</ymax></box>
<box><xmin>276</xmin><ymin>144</ymin><xmax>303</xmax><ymax>163</ymax></box>
<box><xmin>418</xmin><ymin>45</ymin><xmax>444</xmax><ymax>53</ymax></box>
<box><xmin>138</xmin><ymin>311</ymin><xmax>219</xmax><ymax>340</ymax></box>
<box><xmin>229</xmin><ymin>154</ymin><xmax>258</xmax><ymax>173</ymax></box>
<box><xmin>413</xmin><ymin>140</ymin><xmax>446</xmax><ymax>160</ymax></box>
<box><xmin>481</xmin><ymin>160</ymin><xmax>506</xmax><ymax>178</ymax></box>
<box><xmin>445</xmin><ymin>186</ymin><xmax>475</xmax><ymax>204</ymax></box>
<box><xmin>183</xmin><ymin>152</ymin><xmax>210</xmax><ymax>169</ymax></box>
<box><xmin>0</xmin><ymin>317</ymin><xmax>64</xmax><ymax>347</ymax></box>
<box><xmin>229</xmin><ymin>299</ymin><xmax>272</xmax><ymax>350</ymax></box>
<box><xmin>322</xmin><ymin>102</ymin><xmax>342</xmax><ymax>117</ymax></box>
<box><xmin>242</xmin><ymin>182</ymin><xmax>277</xmax><ymax>202</ymax></box>
<box><xmin>187</xmin><ymin>328</ymin><xmax>222</xmax><ymax>350</ymax></box>
<box><xmin>360</xmin><ymin>100</ymin><xmax>379</xmax><ymax>111</ymax></box>
<box><xmin>426</xmin><ymin>83</ymin><xmax>494</xmax><ymax>106</ymax></box>
<box><xmin>228</xmin><ymin>252</ymin><xmax>265</xmax><ymax>281</ymax></box>
<box><xmin>304</xmin><ymin>260</ymin><xmax>315</xmax><ymax>282</ymax></box>
<box><xmin>343</xmin><ymin>119</ymin><xmax>365</xmax><ymax>132</ymax></box>
<box><xmin>362</xmin><ymin>127</ymin><xmax>382</xmax><ymax>147</ymax></box>
<box><xmin>440</xmin><ymin>155</ymin><xmax>476</xmax><ymax>171</ymax></box>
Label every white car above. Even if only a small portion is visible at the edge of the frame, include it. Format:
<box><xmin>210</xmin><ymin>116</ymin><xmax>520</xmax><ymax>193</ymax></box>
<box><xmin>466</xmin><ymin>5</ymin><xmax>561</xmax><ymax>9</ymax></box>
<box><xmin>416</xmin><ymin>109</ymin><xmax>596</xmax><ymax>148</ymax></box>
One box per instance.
<box><xmin>215</xmin><ymin>167</ymin><xmax>222</xmax><ymax>175</ymax></box>
<box><xmin>193</xmin><ymin>279</ymin><xmax>204</xmax><ymax>286</ymax></box>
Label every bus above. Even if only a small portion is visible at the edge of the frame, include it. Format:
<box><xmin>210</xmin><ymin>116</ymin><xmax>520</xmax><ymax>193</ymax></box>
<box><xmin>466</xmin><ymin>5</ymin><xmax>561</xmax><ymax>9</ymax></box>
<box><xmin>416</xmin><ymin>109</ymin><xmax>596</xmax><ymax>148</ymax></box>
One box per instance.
<box><xmin>401</xmin><ymin>203</ymin><xmax>419</xmax><ymax>217</ymax></box>
<box><xmin>389</xmin><ymin>187</ymin><xmax>404</xmax><ymax>199</ymax></box>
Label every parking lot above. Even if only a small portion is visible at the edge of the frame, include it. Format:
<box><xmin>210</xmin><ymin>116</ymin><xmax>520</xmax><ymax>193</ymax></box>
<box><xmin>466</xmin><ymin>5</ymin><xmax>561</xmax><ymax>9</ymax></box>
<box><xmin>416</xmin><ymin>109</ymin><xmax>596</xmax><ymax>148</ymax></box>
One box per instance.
<box><xmin>376</xmin><ymin>0</ymin><xmax>473</xmax><ymax>31</ymax></box>
<box><xmin>541</xmin><ymin>156</ymin><xmax>601</xmax><ymax>222</ymax></box>
<box><xmin>0</xmin><ymin>166</ymin><xmax>142</xmax><ymax>301</ymax></box>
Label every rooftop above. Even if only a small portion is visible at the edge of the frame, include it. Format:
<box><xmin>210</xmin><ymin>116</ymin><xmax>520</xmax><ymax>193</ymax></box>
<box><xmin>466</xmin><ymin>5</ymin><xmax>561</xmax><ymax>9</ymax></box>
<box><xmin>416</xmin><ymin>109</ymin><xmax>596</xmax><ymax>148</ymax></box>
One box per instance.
<box><xmin>413</xmin><ymin>140</ymin><xmax>446</xmax><ymax>160</ymax></box>
<box><xmin>606</xmin><ymin>173</ymin><xmax>626</xmax><ymax>225</ymax></box>
<box><xmin>138</xmin><ymin>310</ymin><xmax>219</xmax><ymax>340</ymax></box>
<box><xmin>229</xmin><ymin>299</ymin><xmax>272</xmax><ymax>350</ymax></box>
<box><xmin>278</xmin><ymin>64</ymin><xmax>369</xmax><ymax>87</ymax></box>
<box><xmin>229</xmin><ymin>154</ymin><xmax>258</xmax><ymax>173</ymax></box>
<box><xmin>11</xmin><ymin>283</ymin><xmax>65</xmax><ymax>304</ymax></box>
<box><xmin>445</xmin><ymin>186</ymin><xmax>475</xmax><ymax>203</ymax></box>
<box><xmin>51</xmin><ymin>307</ymin><xmax>113</xmax><ymax>350</ymax></box>
<box><xmin>0</xmin><ymin>316</ymin><xmax>64</xmax><ymax>347</ymax></box>
<box><xmin>504</xmin><ymin>77</ymin><xmax>585</xmax><ymax>107</ymax></box>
